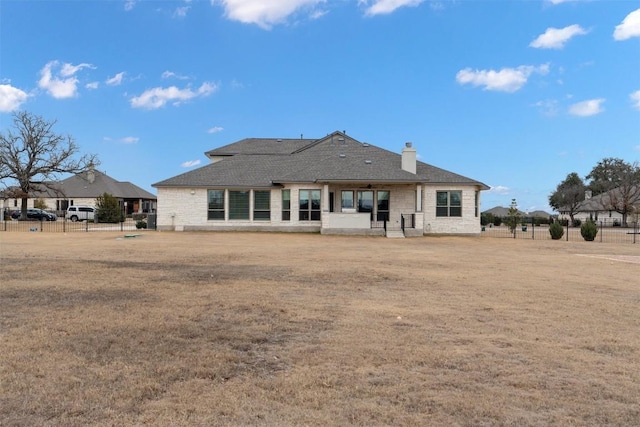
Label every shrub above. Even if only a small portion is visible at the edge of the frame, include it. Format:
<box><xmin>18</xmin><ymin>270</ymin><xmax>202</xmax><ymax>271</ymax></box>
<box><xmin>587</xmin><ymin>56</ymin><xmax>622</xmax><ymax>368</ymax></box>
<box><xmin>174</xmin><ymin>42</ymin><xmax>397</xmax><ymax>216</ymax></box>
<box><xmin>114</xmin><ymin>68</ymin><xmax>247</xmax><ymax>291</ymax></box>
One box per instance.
<box><xmin>580</xmin><ymin>220</ymin><xmax>598</xmax><ymax>241</ymax></box>
<box><xmin>95</xmin><ymin>192</ymin><xmax>125</xmax><ymax>223</ymax></box>
<box><xmin>549</xmin><ymin>221</ymin><xmax>564</xmax><ymax>240</ymax></box>
<box><xmin>493</xmin><ymin>217</ymin><xmax>502</xmax><ymax>227</ymax></box>
<box><xmin>572</xmin><ymin>218</ymin><xmax>582</xmax><ymax>227</ymax></box>
<box><xmin>136</xmin><ymin>220</ymin><xmax>148</xmax><ymax>229</ymax></box>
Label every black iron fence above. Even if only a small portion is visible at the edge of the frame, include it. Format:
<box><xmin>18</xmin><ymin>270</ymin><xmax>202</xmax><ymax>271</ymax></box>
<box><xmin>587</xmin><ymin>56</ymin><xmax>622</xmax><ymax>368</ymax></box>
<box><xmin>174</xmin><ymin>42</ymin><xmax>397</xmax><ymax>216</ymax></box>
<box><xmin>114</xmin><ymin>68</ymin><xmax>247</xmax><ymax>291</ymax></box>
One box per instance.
<box><xmin>481</xmin><ymin>220</ymin><xmax>639</xmax><ymax>244</ymax></box>
<box><xmin>1</xmin><ymin>213</ymin><xmax>157</xmax><ymax>233</ymax></box>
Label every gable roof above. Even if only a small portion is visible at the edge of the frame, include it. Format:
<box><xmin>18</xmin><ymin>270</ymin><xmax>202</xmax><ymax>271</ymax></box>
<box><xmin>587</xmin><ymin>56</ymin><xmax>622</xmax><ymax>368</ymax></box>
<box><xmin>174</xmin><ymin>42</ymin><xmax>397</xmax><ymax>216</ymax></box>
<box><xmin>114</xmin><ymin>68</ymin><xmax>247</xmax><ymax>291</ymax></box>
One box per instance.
<box><xmin>6</xmin><ymin>170</ymin><xmax>157</xmax><ymax>200</ymax></box>
<box><xmin>154</xmin><ymin>131</ymin><xmax>489</xmax><ymax>190</ymax></box>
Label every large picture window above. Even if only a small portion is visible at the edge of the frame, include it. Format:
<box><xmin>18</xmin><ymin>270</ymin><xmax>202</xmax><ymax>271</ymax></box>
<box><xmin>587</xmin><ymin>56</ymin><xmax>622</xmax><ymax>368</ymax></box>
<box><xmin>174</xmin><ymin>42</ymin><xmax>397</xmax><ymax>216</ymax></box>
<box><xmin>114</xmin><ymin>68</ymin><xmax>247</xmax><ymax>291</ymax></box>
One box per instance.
<box><xmin>254</xmin><ymin>191</ymin><xmax>270</xmax><ymax>221</ymax></box>
<box><xmin>229</xmin><ymin>190</ymin><xmax>250</xmax><ymax>220</ymax></box>
<box><xmin>436</xmin><ymin>191</ymin><xmax>462</xmax><ymax>217</ymax></box>
<box><xmin>299</xmin><ymin>189</ymin><xmax>321</xmax><ymax>221</ymax></box>
<box><xmin>208</xmin><ymin>190</ymin><xmax>225</xmax><ymax>220</ymax></box>
<box><xmin>282</xmin><ymin>189</ymin><xmax>290</xmax><ymax>221</ymax></box>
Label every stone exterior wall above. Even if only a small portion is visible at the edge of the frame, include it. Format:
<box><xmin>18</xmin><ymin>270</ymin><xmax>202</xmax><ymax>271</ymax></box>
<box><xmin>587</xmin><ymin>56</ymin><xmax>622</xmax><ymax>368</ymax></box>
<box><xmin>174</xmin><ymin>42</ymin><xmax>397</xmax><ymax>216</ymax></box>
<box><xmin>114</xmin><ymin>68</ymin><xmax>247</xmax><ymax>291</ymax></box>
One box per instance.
<box><xmin>422</xmin><ymin>186</ymin><xmax>481</xmax><ymax>235</ymax></box>
<box><xmin>156</xmin><ymin>183</ymin><xmax>484</xmax><ymax>235</ymax></box>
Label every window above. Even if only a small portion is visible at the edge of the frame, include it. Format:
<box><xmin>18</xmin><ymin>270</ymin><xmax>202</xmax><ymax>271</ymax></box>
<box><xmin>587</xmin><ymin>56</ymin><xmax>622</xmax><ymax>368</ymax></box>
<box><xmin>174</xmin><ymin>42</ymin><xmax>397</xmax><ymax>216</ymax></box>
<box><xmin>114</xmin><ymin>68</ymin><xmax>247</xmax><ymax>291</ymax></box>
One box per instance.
<box><xmin>229</xmin><ymin>191</ymin><xmax>250</xmax><ymax>220</ymax></box>
<box><xmin>377</xmin><ymin>191</ymin><xmax>389</xmax><ymax>221</ymax></box>
<box><xmin>436</xmin><ymin>191</ymin><xmax>462</xmax><ymax>217</ymax></box>
<box><xmin>299</xmin><ymin>189</ymin><xmax>321</xmax><ymax>221</ymax></box>
<box><xmin>357</xmin><ymin>190</ymin><xmax>374</xmax><ymax>220</ymax></box>
<box><xmin>254</xmin><ymin>191</ymin><xmax>270</xmax><ymax>221</ymax></box>
<box><xmin>282</xmin><ymin>190</ymin><xmax>290</xmax><ymax>221</ymax></box>
<box><xmin>475</xmin><ymin>191</ymin><xmax>479</xmax><ymax>217</ymax></box>
<box><xmin>341</xmin><ymin>190</ymin><xmax>354</xmax><ymax>209</ymax></box>
<box><xmin>208</xmin><ymin>190</ymin><xmax>225</xmax><ymax>220</ymax></box>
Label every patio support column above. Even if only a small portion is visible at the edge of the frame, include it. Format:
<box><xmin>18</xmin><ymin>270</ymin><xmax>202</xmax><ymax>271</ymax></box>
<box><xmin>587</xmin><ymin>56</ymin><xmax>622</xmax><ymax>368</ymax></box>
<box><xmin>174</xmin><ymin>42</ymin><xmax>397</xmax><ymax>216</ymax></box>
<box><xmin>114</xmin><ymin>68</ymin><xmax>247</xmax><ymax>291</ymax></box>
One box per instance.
<box><xmin>322</xmin><ymin>184</ymin><xmax>329</xmax><ymax>211</ymax></box>
<box><xmin>416</xmin><ymin>184</ymin><xmax>422</xmax><ymax>212</ymax></box>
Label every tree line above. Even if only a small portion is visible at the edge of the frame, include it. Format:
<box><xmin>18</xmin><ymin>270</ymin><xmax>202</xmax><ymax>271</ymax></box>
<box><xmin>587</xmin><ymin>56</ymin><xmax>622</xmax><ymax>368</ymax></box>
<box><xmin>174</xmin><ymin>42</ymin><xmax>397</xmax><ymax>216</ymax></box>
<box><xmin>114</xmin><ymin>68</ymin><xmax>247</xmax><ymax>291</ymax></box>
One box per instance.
<box><xmin>548</xmin><ymin>158</ymin><xmax>640</xmax><ymax>227</ymax></box>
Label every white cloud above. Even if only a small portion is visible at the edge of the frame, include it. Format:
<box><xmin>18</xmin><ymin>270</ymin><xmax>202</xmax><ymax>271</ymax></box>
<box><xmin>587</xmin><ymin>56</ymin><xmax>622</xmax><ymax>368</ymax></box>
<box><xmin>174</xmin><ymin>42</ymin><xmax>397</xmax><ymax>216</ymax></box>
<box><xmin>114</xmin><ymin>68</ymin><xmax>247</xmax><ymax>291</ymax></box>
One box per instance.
<box><xmin>211</xmin><ymin>0</ymin><xmax>326</xmax><ymax>29</ymax></box>
<box><xmin>161</xmin><ymin>71</ymin><xmax>189</xmax><ymax>80</ymax></box>
<box><xmin>181</xmin><ymin>160</ymin><xmax>201</xmax><ymax>168</ymax></box>
<box><xmin>130</xmin><ymin>82</ymin><xmax>218</xmax><ymax>109</ymax></box>
<box><xmin>362</xmin><ymin>0</ymin><xmax>424</xmax><ymax>16</ymax></box>
<box><xmin>456</xmin><ymin>64</ymin><xmax>549</xmax><ymax>93</ymax></box>
<box><xmin>86</xmin><ymin>82</ymin><xmax>99</xmax><ymax>90</ymax></box>
<box><xmin>124</xmin><ymin>0</ymin><xmax>136</xmax><ymax>11</ymax></box>
<box><xmin>530</xmin><ymin>24</ymin><xmax>588</xmax><ymax>49</ymax></box>
<box><xmin>488</xmin><ymin>185</ymin><xmax>510</xmax><ymax>194</ymax></box>
<box><xmin>120</xmin><ymin>136</ymin><xmax>139</xmax><ymax>144</ymax></box>
<box><xmin>630</xmin><ymin>90</ymin><xmax>640</xmax><ymax>110</ymax></box>
<box><xmin>614</xmin><ymin>9</ymin><xmax>640</xmax><ymax>41</ymax></box>
<box><xmin>106</xmin><ymin>72</ymin><xmax>125</xmax><ymax>86</ymax></box>
<box><xmin>207</xmin><ymin>126</ymin><xmax>224</xmax><ymax>133</ymax></box>
<box><xmin>174</xmin><ymin>6</ymin><xmax>191</xmax><ymax>17</ymax></box>
<box><xmin>38</xmin><ymin>60</ymin><xmax>95</xmax><ymax>99</ymax></box>
<box><xmin>568</xmin><ymin>98</ymin><xmax>605</xmax><ymax>116</ymax></box>
<box><xmin>0</xmin><ymin>84</ymin><xmax>29</xmax><ymax>112</ymax></box>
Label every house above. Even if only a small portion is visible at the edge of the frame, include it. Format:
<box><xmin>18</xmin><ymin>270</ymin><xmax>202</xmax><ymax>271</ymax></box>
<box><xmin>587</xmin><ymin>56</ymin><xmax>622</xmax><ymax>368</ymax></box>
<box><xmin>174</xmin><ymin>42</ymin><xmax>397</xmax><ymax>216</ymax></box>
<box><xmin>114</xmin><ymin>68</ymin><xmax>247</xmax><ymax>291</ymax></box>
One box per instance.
<box><xmin>1</xmin><ymin>168</ymin><xmax>157</xmax><ymax>216</ymax></box>
<box><xmin>152</xmin><ymin>131</ymin><xmax>489</xmax><ymax>236</ymax></box>
<box><xmin>559</xmin><ymin>189</ymin><xmax>640</xmax><ymax>226</ymax></box>
<box><xmin>482</xmin><ymin>206</ymin><xmax>553</xmax><ymax>219</ymax></box>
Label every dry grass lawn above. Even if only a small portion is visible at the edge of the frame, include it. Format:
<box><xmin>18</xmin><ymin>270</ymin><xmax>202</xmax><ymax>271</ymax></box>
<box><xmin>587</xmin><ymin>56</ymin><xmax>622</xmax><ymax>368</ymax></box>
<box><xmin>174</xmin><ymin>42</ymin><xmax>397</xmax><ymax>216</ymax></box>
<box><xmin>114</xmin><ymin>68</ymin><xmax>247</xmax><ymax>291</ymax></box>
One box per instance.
<box><xmin>1</xmin><ymin>232</ymin><xmax>639</xmax><ymax>426</ymax></box>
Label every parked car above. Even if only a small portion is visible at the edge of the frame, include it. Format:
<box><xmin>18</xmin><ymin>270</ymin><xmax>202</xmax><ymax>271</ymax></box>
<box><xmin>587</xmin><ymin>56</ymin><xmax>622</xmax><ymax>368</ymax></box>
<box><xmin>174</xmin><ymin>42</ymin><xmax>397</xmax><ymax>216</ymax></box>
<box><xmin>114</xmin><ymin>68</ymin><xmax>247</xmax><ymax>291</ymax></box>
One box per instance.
<box><xmin>66</xmin><ymin>205</ymin><xmax>96</xmax><ymax>222</ymax></box>
<box><xmin>18</xmin><ymin>208</ymin><xmax>58</xmax><ymax>221</ymax></box>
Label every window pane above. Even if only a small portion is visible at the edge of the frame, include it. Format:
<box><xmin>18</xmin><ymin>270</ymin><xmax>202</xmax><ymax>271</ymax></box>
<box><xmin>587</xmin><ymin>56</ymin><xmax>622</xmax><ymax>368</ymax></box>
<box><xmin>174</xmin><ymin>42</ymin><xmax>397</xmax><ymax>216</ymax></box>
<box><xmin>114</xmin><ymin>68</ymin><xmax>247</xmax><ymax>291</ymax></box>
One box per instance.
<box><xmin>450</xmin><ymin>207</ymin><xmax>462</xmax><ymax>217</ymax></box>
<box><xmin>341</xmin><ymin>191</ymin><xmax>354</xmax><ymax>209</ymax></box>
<box><xmin>436</xmin><ymin>191</ymin><xmax>448</xmax><ymax>206</ymax></box>
<box><xmin>208</xmin><ymin>190</ymin><xmax>224</xmax><ymax>210</ymax></box>
<box><xmin>229</xmin><ymin>191</ymin><xmax>249</xmax><ymax>220</ymax></box>
<box><xmin>208</xmin><ymin>211</ymin><xmax>224</xmax><ymax>220</ymax></box>
<box><xmin>299</xmin><ymin>190</ymin><xmax>309</xmax><ymax>210</ymax></box>
<box><xmin>357</xmin><ymin>190</ymin><xmax>374</xmax><ymax>212</ymax></box>
<box><xmin>254</xmin><ymin>191</ymin><xmax>270</xmax><ymax>210</ymax></box>
<box><xmin>450</xmin><ymin>191</ymin><xmax>461</xmax><ymax>206</ymax></box>
<box><xmin>311</xmin><ymin>190</ymin><xmax>321</xmax><ymax>210</ymax></box>
<box><xmin>254</xmin><ymin>191</ymin><xmax>270</xmax><ymax>221</ymax></box>
<box><xmin>436</xmin><ymin>206</ymin><xmax>448</xmax><ymax>217</ymax></box>
<box><xmin>377</xmin><ymin>191</ymin><xmax>389</xmax><ymax>211</ymax></box>
<box><xmin>282</xmin><ymin>190</ymin><xmax>290</xmax><ymax>210</ymax></box>
<box><xmin>282</xmin><ymin>211</ymin><xmax>290</xmax><ymax>221</ymax></box>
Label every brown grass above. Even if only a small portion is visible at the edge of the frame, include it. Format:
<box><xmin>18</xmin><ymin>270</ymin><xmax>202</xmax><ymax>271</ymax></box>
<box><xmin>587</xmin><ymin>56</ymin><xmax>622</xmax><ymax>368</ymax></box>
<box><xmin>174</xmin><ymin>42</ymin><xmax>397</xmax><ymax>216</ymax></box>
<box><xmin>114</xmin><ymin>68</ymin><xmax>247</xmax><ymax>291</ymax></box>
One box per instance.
<box><xmin>1</xmin><ymin>232</ymin><xmax>639</xmax><ymax>426</ymax></box>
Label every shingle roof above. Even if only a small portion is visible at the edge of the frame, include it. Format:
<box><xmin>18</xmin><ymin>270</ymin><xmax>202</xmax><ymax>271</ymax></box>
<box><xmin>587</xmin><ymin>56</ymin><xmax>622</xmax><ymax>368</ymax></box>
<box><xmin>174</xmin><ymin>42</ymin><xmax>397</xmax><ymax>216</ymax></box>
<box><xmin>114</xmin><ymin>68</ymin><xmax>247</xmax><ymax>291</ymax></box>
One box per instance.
<box><xmin>17</xmin><ymin>170</ymin><xmax>157</xmax><ymax>200</ymax></box>
<box><xmin>154</xmin><ymin>131</ymin><xmax>489</xmax><ymax>190</ymax></box>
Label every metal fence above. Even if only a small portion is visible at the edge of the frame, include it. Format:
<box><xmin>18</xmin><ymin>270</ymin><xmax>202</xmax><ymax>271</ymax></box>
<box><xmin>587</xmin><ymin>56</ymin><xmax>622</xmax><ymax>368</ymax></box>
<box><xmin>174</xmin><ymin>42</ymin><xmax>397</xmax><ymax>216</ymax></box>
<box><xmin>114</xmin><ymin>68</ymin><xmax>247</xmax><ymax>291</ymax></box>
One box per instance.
<box><xmin>481</xmin><ymin>220</ymin><xmax>639</xmax><ymax>244</ymax></box>
<box><xmin>1</xmin><ymin>213</ymin><xmax>157</xmax><ymax>233</ymax></box>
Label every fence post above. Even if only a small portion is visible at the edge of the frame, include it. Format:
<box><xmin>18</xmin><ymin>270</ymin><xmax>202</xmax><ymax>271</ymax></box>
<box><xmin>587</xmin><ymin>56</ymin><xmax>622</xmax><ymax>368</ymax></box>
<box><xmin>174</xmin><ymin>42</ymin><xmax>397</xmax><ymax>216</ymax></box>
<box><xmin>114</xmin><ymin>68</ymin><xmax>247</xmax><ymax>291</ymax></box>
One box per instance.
<box><xmin>566</xmin><ymin>220</ymin><xmax>569</xmax><ymax>241</ymax></box>
<box><xmin>600</xmin><ymin>221</ymin><xmax>603</xmax><ymax>243</ymax></box>
<box><xmin>40</xmin><ymin>217</ymin><xmax>44</xmax><ymax>232</ymax></box>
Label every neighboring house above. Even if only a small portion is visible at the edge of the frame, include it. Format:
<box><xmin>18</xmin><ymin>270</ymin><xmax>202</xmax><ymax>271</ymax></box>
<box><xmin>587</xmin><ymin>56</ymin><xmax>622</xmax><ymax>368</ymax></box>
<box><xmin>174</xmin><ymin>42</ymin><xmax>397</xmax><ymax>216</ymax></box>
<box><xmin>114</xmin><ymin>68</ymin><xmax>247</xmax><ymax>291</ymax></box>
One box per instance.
<box><xmin>1</xmin><ymin>168</ymin><xmax>157</xmax><ymax>216</ymax></box>
<box><xmin>559</xmin><ymin>189</ymin><xmax>640</xmax><ymax>226</ymax></box>
<box><xmin>153</xmin><ymin>131</ymin><xmax>489</xmax><ymax>236</ymax></box>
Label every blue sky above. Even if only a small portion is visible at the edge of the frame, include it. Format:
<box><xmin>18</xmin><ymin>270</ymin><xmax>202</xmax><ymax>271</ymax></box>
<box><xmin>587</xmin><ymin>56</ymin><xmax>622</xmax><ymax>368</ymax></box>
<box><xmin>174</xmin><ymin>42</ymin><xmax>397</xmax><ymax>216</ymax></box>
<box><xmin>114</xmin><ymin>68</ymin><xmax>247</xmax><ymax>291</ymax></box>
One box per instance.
<box><xmin>1</xmin><ymin>0</ymin><xmax>639</xmax><ymax>213</ymax></box>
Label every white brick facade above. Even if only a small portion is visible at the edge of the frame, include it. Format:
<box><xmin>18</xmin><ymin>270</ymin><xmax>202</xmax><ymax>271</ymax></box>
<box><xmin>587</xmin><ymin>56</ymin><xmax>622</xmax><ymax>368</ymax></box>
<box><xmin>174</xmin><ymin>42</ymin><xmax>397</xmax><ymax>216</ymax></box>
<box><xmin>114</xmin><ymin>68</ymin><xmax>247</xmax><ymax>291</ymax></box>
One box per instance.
<box><xmin>157</xmin><ymin>183</ymin><xmax>483</xmax><ymax>235</ymax></box>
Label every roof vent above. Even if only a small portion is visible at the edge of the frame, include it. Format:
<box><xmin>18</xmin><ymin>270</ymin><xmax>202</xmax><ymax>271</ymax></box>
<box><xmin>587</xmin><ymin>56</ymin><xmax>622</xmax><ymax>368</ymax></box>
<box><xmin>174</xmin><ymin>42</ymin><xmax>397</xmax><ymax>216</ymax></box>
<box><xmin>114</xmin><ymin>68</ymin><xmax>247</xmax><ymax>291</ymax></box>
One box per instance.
<box><xmin>365</xmin><ymin>160</ymin><xmax>372</xmax><ymax>164</ymax></box>
<box><xmin>363</xmin><ymin>142</ymin><xmax>369</xmax><ymax>147</ymax></box>
<box><xmin>277</xmin><ymin>138</ymin><xmax>282</xmax><ymax>142</ymax></box>
<box><xmin>339</xmin><ymin>153</ymin><xmax>346</xmax><ymax>158</ymax></box>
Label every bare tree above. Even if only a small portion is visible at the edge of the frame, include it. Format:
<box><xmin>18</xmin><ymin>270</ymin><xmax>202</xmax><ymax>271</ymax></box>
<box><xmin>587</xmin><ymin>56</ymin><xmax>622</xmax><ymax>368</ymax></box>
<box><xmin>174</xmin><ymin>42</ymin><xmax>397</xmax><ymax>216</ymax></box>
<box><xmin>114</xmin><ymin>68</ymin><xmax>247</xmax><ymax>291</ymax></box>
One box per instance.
<box><xmin>0</xmin><ymin>111</ymin><xmax>98</xmax><ymax>219</ymax></box>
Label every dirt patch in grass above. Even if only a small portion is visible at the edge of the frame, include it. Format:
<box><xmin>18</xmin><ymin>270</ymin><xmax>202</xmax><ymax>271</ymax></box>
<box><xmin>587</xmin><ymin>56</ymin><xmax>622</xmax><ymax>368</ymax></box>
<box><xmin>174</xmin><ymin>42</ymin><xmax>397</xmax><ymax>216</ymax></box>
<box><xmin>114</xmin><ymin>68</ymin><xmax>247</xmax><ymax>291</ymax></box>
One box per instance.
<box><xmin>1</xmin><ymin>232</ymin><xmax>639</xmax><ymax>425</ymax></box>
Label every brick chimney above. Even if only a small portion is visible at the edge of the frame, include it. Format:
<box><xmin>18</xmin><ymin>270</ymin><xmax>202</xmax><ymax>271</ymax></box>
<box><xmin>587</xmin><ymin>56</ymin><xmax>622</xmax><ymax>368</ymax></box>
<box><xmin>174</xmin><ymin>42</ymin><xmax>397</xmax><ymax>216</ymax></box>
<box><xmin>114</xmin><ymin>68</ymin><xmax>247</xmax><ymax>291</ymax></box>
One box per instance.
<box><xmin>401</xmin><ymin>142</ymin><xmax>416</xmax><ymax>174</ymax></box>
